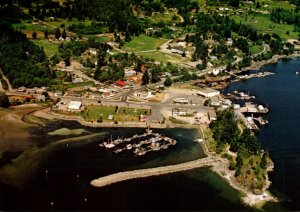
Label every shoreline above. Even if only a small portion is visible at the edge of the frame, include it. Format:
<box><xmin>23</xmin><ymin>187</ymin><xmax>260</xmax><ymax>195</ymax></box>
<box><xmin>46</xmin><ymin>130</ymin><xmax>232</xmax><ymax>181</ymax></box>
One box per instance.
<box><xmin>242</xmin><ymin>52</ymin><xmax>300</xmax><ymax>71</ymax></box>
<box><xmin>33</xmin><ymin>105</ymin><xmax>277</xmax><ymax>208</ymax></box>
<box><xmin>18</xmin><ymin>52</ymin><xmax>296</xmax><ymax>208</ymax></box>
<box><xmin>199</xmin><ymin>125</ymin><xmax>278</xmax><ymax>208</ymax></box>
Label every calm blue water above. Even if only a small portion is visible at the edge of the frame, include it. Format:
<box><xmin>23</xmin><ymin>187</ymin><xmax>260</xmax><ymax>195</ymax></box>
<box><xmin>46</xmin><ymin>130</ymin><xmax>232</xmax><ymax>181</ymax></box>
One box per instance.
<box><xmin>224</xmin><ymin>58</ymin><xmax>300</xmax><ymax>211</ymax></box>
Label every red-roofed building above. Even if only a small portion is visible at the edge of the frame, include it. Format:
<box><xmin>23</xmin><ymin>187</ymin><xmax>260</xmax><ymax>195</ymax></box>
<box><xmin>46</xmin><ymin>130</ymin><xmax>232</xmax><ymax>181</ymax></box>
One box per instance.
<box><xmin>115</xmin><ymin>80</ymin><xmax>127</xmax><ymax>88</ymax></box>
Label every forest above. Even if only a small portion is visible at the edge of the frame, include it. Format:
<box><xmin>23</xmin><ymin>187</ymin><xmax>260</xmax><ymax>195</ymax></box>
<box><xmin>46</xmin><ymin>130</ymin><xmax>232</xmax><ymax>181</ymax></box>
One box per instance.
<box><xmin>0</xmin><ymin>22</ymin><xmax>54</xmax><ymax>88</ymax></box>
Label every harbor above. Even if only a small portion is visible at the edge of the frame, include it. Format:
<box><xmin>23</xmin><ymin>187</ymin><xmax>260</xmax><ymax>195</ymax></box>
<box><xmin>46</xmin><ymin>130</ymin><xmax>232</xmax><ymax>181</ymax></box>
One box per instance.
<box><xmin>229</xmin><ymin>71</ymin><xmax>275</xmax><ymax>82</ymax></box>
<box><xmin>99</xmin><ymin>127</ymin><xmax>177</xmax><ymax>156</ymax></box>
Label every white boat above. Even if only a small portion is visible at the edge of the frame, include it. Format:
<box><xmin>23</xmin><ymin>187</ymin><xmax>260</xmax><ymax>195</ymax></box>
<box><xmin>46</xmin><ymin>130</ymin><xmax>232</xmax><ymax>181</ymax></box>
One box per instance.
<box><xmin>104</xmin><ymin>142</ymin><xmax>115</xmax><ymax>148</ymax></box>
<box><xmin>296</xmin><ymin>71</ymin><xmax>299</xmax><ymax>75</ymax></box>
<box><xmin>195</xmin><ymin>138</ymin><xmax>204</xmax><ymax>143</ymax></box>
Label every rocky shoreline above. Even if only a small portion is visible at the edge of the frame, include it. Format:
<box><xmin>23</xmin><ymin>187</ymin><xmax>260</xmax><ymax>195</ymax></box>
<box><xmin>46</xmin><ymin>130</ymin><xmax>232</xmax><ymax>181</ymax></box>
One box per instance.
<box><xmin>199</xmin><ymin>125</ymin><xmax>278</xmax><ymax>208</ymax></box>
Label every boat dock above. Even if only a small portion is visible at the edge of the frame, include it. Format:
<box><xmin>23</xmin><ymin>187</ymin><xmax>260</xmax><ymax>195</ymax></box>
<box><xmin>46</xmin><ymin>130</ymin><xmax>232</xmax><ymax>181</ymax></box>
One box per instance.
<box><xmin>240</xmin><ymin>103</ymin><xmax>269</xmax><ymax>114</ymax></box>
<box><xmin>231</xmin><ymin>72</ymin><xmax>275</xmax><ymax>82</ymax></box>
<box><xmin>253</xmin><ymin>117</ymin><xmax>268</xmax><ymax>125</ymax></box>
<box><xmin>91</xmin><ymin>157</ymin><xmax>220</xmax><ymax>188</ymax></box>
<box><xmin>99</xmin><ymin>130</ymin><xmax>177</xmax><ymax>156</ymax></box>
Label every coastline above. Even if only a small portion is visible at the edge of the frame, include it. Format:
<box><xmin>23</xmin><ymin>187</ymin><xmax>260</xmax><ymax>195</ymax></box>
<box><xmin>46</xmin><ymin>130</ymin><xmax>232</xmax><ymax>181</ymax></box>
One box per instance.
<box><xmin>199</xmin><ymin>125</ymin><xmax>278</xmax><ymax>208</ymax></box>
<box><xmin>242</xmin><ymin>52</ymin><xmax>300</xmax><ymax>71</ymax></box>
<box><xmin>14</xmin><ymin>53</ymin><xmax>298</xmax><ymax>208</ymax></box>
<box><xmin>33</xmin><ymin>106</ymin><xmax>278</xmax><ymax>208</ymax></box>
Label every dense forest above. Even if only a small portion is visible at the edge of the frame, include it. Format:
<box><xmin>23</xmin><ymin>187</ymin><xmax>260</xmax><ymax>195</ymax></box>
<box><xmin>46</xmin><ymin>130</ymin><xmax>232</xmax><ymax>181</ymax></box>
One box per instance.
<box><xmin>209</xmin><ymin>109</ymin><xmax>270</xmax><ymax>184</ymax></box>
<box><xmin>0</xmin><ymin>22</ymin><xmax>53</xmax><ymax>88</ymax></box>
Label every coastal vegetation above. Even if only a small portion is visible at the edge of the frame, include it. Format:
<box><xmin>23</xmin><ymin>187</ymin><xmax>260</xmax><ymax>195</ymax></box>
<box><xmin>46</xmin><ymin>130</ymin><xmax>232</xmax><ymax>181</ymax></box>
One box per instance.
<box><xmin>209</xmin><ymin>109</ymin><xmax>270</xmax><ymax>194</ymax></box>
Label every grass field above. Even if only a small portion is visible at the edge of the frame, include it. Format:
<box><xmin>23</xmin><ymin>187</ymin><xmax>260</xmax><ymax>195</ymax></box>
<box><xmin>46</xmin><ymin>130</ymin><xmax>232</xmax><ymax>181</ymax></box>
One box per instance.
<box><xmin>44</xmin><ymin>18</ymin><xmax>92</xmax><ymax>28</ymax></box>
<box><xmin>250</xmin><ymin>44</ymin><xmax>264</xmax><ymax>55</ymax></box>
<box><xmin>151</xmin><ymin>11</ymin><xmax>181</xmax><ymax>23</ymax></box>
<box><xmin>81</xmin><ymin>105</ymin><xmax>151</xmax><ymax>122</ymax></box>
<box><xmin>233</xmin><ymin>14</ymin><xmax>298</xmax><ymax>40</ymax></box>
<box><xmin>82</xmin><ymin>105</ymin><xmax>117</xmax><ymax>122</ymax></box>
<box><xmin>123</xmin><ymin>34</ymin><xmax>168</xmax><ymax>52</ymax></box>
<box><xmin>138</xmin><ymin>51</ymin><xmax>186</xmax><ymax>64</ymax></box>
<box><xmin>31</xmin><ymin>39</ymin><xmax>59</xmax><ymax>57</ymax></box>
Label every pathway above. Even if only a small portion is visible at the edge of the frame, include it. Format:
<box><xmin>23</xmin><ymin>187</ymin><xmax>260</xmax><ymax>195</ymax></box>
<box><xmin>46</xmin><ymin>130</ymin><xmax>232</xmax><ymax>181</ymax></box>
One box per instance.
<box><xmin>91</xmin><ymin>156</ymin><xmax>220</xmax><ymax>188</ymax></box>
<box><xmin>0</xmin><ymin>69</ymin><xmax>13</xmax><ymax>91</ymax></box>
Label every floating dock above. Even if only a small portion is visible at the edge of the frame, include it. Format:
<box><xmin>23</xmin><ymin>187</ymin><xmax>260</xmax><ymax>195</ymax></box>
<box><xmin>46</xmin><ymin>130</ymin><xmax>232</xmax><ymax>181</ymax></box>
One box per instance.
<box><xmin>99</xmin><ymin>131</ymin><xmax>177</xmax><ymax>156</ymax></box>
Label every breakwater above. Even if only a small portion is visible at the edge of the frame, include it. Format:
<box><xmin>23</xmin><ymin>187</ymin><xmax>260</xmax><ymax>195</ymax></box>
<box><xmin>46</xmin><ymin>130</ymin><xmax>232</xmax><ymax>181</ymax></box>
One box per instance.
<box><xmin>91</xmin><ymin>156</ymin><xmax>219</xmax><ymax>188</ymax></box>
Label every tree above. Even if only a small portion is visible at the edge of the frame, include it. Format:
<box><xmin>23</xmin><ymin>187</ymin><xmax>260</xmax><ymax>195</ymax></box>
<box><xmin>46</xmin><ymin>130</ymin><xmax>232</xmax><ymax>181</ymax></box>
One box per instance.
<box><xmin>164</xmin><ymin>76</ymin><xmax>172</xmax><ymax>87</ymax></box>
<box><xmin>44</xmin><ymin>30</ymin><xmax>49</xmax><ymax>39</ymax></box>
<box><xmin>125</xmin><ymin>30</ymin><xmax>131</xmax><ymax>42</ymax></box>
<box><xmin>142</xmin><ymin>70</ymin><xmax>150</xmax><ymax>85</ymax></box>
<box><xmin>0</xmin><ymin>92</ymin><xmax>10</xmax><ymax>108</ymax></box>
<box><xmin>55</xmin><ymin>27</ymin><xmax>61</xmax><ymax>40</ymax></box>
<box><xmin>62</xmin><ymin>29</ymin><xmax>67</xmax><ymax>39</ymax></box>
<box><xmin>32</xmin><ymin>31</ymin><xmax>37</xmax><ymax>39</ymax></box>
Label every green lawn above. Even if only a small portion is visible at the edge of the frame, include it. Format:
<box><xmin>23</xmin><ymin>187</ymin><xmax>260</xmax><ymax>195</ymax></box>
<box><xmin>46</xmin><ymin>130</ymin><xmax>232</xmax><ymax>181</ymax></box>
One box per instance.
<box><xmin>123</xmin><ymin>34</ymin><xmax>168</xmax><ymax>52</ymax></box>
<box><xmin>13</xmin><ymin>22</ymin><xmax>53</xmax><ymax>32</ymax></box>
<box><xmin>31</xmin><ymin>39</ymin><xmax>59</xmax><ymax>57</ymax></box>
<box><xmin>82</xmin><ymin>105</ymin><xmax>117</xmax><ymax>122</ymax></box>
<box><xmin>250</xmin><ymin>44</ymin><xmax>264</xmax><ymax>55</ymax></box>
<box><xmin>233</xmin><ymin>14</ymin><xmax>298</xmax><ymax>40</ymax></box>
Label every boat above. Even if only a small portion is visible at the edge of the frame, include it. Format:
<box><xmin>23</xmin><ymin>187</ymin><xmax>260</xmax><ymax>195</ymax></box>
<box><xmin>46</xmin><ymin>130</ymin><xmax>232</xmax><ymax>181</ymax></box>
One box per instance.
<box><xmin>195</xmin><ymin>138</ymin><xmax>204</xmax><ymax>143</ymax></box>
<box><xmin>296</xmin><ymin>71</ymin><xmax>299</xmax><ymax>75</ymax></box>
<box><xmin>104</xmin><ymin>142</ymin><xmax>115</xmax><ymax>148</ymax></box>
<box><xmin>126</xmin><ymin>144</ymin><xmax>133</xmax><ymax>150</ymax></box>
<box><xmin>114</xmin><ymin>149</ymin><xmax>123</xmax><ymax>153</ymax></box>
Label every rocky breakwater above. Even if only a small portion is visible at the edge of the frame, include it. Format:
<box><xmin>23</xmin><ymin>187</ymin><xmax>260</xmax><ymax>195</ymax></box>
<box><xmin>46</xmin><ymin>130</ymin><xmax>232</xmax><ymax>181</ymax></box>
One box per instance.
<box><xmin>91</xmin><ymin>157</ymin><xmax>220</xmax><ymax>188</ymax></box>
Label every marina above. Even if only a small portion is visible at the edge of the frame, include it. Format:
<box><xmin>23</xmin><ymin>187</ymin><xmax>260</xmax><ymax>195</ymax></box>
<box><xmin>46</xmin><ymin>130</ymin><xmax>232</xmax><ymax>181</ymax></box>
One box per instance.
<box><xmin>99</xmin><ymin>128</ymin><xmax>177</xmax><ymax>156</ymax></box>
<box><xmin>230</xmin><ymin>71</ymin><xmax>275</xmax><ymax>82</ymax></box>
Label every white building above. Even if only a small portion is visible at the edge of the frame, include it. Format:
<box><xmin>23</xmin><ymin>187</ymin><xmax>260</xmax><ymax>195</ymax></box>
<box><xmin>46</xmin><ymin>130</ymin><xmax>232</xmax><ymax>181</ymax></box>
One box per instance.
<box><xmin>173</xmin><ymin>98</ymin><xmax>189</xmax><ymax>104</ymax></box>
<box><xmin>197</xmin><ymin>88</ymin><xmax>220</xmax><ymax>98</ymax></box>
<box><xmin>68</xmin><ymin>101</ymin><xmax>82</xmax><ymax>110</ymax></box>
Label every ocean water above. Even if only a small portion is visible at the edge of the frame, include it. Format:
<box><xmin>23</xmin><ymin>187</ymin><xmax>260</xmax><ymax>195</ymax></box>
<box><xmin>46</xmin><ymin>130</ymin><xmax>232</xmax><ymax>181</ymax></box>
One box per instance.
<box><xmin>224</xmin><ymin>58</ymin><xmax>300</xmax><ymax>211</ymax></box>
<box><xmin>1</xmin><ymin>124</ymin><xmax>248</xmax><ymax>210</ymax></box>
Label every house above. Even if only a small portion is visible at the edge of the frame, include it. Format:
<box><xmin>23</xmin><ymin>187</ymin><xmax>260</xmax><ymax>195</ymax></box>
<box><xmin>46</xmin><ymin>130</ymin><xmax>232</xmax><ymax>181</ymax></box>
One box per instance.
<box><xmin>68</xmin><ymin>101</ymin><xmax>82</xmax><ymax>110</ymax></box>
<box><xmin>173</xmin><ymin>98</ymin><xmax>189</xmax><ymax>104</ymax></box>
<box><xmin>124</xmin><ymin>67</ymin><xmax>137</xmax><ymax>77</ymax></box>
<box><xmin>210</xmin><ymin>96</ymin><xmax>220</xmax><ymax>106</ymax></box>
<box><xmin>115</xmin><ymin>80</ymin><xmax>127</xmax><ymax>88</ymax></box>
<box><xmin>227</xmin><ymin>38</ymin><xmax>233</xmax><ymax>46</ymax></box>
<box><xmin>140</xmin><ymin>114</ymin><xmax>148</xmax><ymax>122</ymax></box>
<box><xmin>197</xmin><ymin>88</ymin><xmax>220</xmax><ymax>98</ymax></box>
<box><xmin>54</xmin><ymin>91</ymin><xmax>63</xmax><ymax>97</ymax></box>
<box><xmin>170</xmin><ymin>45</ymin><xmax>186</xmax><ymax>55</ymax></box>
<box><xmin>89</xmin><ymin>48</ymin><xmax>98</xmax><ymax>55</ymax></box>
<box><xmin>36</xmin><ymin>94</ymin><xmax>46</xmax><ymax>102</ymax></box>
<box><xmin>73</xmin><ymin>77</ymin><xmax>84</xmax><ymax>83</ymax></box>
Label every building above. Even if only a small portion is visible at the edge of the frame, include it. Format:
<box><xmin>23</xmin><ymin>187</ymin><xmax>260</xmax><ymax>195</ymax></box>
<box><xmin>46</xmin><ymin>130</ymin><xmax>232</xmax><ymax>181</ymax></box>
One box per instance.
<box><xmin>73</xmin><ymin>77</ymin><xmax>84</xmax><ymax>84</ymax></box>
<box><xmin>210</xmin><ymin>96</ymin><xmax>220</xmax><ymax>106</ymax></box>
<box><xmin>197</xmin><ymin>88</ymin><xmax>220</xmax><ymax>98</ymax></box>
<box><xmin>173</xmin><ymin>98</ymin><xmax>189</xmax><ymax>104</ymax></box>
<box><xmin>115</xmin><ymin>80</ymin><xmax>127</xmax><ymax>88</ymax></box>
<box><xmin>68</xmin><ymin>101</ymin><xmax>82</xmax><ymax>110</ymax></box>
<box><xmin>36</xmin><ymin>94</ymin><xmax>46</xmax><ymax>102</ymax></box>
